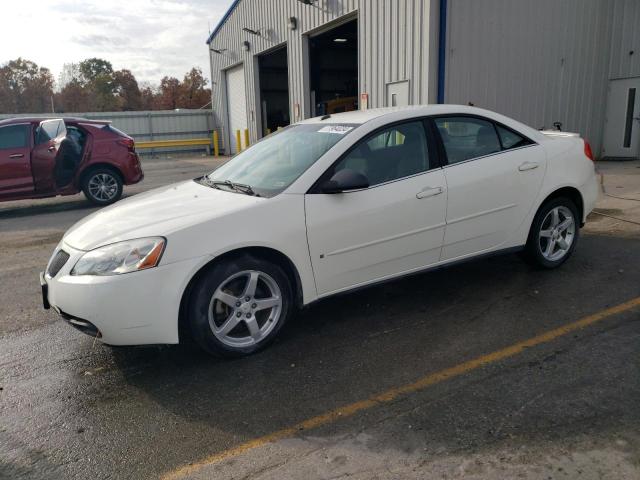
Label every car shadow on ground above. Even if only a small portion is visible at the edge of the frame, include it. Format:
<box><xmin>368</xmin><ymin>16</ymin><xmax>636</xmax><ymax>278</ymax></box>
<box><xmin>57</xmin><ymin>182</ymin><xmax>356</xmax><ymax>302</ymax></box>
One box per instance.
<box><xmin>104</xmin><ymin>234</ymin><xmax>640</xmax><ymax>469</ymax></box>
<box><xmin>0</xmin><ymin>198</ymin><xmax>98</xmax><ymax>220</ymax></box>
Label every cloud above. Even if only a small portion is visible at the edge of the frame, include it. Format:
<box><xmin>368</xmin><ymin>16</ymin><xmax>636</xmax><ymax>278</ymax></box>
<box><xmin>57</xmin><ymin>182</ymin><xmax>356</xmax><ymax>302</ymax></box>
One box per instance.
<box><xmin>71</xmin><ymin>35</ymin><xmax>131</xmax><ymax>49</ymax></box>
<box><xmin>0</xmin><ymin>0</ymin><xmax>232</xmax><ymax>85</ymax></box>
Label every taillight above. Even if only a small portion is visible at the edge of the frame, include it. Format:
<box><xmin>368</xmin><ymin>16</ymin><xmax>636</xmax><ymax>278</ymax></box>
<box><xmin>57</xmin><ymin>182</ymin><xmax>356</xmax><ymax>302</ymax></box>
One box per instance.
<box><xmin>117</xmin><ymin>138</ymin><xmax>135</xmax><ymax>150</ymax></box>
<box><xmin>584</xmin><ymin>139</ymin><xmax>594</xmax><ymax>161</ymax></box>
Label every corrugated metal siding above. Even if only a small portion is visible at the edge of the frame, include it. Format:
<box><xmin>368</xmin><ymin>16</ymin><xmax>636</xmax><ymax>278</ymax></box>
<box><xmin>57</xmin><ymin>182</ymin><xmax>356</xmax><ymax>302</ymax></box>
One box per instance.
<box><xmin>208</xmin><ymin>0</ymin><xmax>438</xmax><ymax>153</ymax></box>
<box><xmin>608</xmin><ymin>0</ymin><xmax>640</xmax><ymax>79</ymax></box>
<box><xmin>445</xmin><ymin>0</ymin><xmax>639</xmax><ymax>156</ymax></box>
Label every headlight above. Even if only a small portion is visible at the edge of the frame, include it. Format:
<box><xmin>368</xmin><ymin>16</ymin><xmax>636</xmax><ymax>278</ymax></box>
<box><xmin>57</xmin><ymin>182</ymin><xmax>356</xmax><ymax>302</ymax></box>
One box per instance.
<box><xmin>71</xmin><ymin>237</ymin><xmax>166</xmax><ymax>276</ymax></box>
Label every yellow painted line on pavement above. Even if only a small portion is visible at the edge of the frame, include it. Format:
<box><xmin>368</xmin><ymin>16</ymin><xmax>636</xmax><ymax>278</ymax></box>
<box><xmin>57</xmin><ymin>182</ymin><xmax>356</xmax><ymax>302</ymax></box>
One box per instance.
<box><xmin>162</xmin><ymin>296</ymin><xmax>640</xmax><ymax>480</ymax></box>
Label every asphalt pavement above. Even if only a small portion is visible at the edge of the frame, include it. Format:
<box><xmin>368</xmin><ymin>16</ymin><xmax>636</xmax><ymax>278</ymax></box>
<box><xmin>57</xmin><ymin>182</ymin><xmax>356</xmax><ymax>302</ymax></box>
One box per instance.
<box><xmin>1</xmin><ymin>157</ymin><xmax>639</xmax><ymax>479</ymax></box>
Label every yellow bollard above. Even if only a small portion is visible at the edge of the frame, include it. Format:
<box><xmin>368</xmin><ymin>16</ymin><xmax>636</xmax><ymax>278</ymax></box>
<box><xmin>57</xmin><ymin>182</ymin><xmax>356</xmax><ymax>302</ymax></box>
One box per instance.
<box><xmin>236</xmin><ymin>130</ymin><xmax>242</xmax><ymax>152</ymax></box>
<box><xmin>277</xmin><ymin>126</ymin><xmax>283</xmax><ymax>131</ymax></box>
<box><xmin>266</xmin><ymin>128</ymin><xmax>271</xmax><ymax>136</ymax></box>
<box><xmin>213</xmin><ymin>131</ymin><xmax>219</xmax><ymax>157</ymax></box>
<box><xmin>244</xmin><ymin>129</ymin><xmax>250</xmax><ymax>150</ymax></box>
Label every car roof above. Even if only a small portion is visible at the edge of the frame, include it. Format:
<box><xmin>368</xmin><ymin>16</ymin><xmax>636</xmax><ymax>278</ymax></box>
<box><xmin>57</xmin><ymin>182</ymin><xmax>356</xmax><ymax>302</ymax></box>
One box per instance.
<box><xmin>299</xmin><ymin>104</ymin><xmax>501</xmax><ymax>125</ymax></box>
<box><xmin>0</xmin><ymin>117</ymin><xmax>111</xmax><ymax>127</ymax></box>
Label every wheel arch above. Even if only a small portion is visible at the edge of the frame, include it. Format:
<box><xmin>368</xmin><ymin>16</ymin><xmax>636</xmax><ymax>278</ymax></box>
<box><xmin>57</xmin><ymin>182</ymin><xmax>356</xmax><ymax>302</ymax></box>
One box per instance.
<box><xmin>177</xmin><ymin>246</ymin><xmax>304</xmax><ymax>343</ymax></box>
<box><xmin>78</xmin><ymin>162</ymin><xmax>124</xmax><ymax>187</ymax></box>
<box><xmin>537</xmin><ymin>186</ymin><xmax>584</xmax><ymax>225</ymax></box>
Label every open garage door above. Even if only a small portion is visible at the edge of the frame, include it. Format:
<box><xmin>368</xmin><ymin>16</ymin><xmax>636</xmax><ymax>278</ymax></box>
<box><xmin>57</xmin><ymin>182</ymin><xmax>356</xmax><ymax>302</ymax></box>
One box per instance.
<box><xmin>258</xmin><ymin>47</ymin><xmax>290</xmax><ymax>137</ymax></box>
<box><xmin>226</xmin><ymin>64</ymin><xmax>247</xmax><ymax>154</ymax></box>
<box><xmin>309</xmin><ymin>19</ymin><xmax>358</xmax><ymax>117</ymax></box>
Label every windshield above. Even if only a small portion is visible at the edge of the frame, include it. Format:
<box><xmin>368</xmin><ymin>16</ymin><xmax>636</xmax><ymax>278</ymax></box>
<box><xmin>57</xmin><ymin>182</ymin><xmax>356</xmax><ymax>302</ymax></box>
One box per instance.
<box><xmin>206</xmin><ymin>123</ymin><xmax>357</xmax><ymax>197</ymax></box>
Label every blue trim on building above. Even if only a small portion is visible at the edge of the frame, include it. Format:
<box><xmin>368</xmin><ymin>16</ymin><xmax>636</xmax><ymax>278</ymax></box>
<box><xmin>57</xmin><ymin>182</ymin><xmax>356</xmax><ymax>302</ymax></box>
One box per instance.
<box><xmin>437</xmin><ymin>0</ymin><xmax>447</xmax><ymax>104</ymax></box>
<box><xmin>206</xmin><ymin>0</ymin><xmax>242</xmax><ymax>45</ymax></box>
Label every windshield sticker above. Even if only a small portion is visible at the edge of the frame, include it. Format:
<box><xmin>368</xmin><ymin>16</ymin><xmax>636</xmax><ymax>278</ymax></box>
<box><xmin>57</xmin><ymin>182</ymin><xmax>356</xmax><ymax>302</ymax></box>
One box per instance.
<box><xmin>318</xmin><ymin>125</ymin><xmax>354</xmax><ymax>135</ymax></box>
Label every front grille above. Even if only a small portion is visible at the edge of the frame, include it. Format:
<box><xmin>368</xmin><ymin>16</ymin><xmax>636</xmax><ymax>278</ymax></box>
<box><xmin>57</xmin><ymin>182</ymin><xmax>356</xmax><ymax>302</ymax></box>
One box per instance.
<box><xmin>47</xmin><ymin>250</ymin><xmax>70</xmax><ymax>277</ymax></box>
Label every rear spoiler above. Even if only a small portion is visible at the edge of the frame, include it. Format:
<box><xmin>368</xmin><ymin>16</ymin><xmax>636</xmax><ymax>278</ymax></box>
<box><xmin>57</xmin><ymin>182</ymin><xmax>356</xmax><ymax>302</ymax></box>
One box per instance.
<box><xmin>539</xmin><ymin>130</ymin><xmax>580</xmax><ymax>138</ymax></box>
<box><xmin>541</xmin><ymin>130</ymin><xmax>594</xmax><ymax>161</ymax></box>
<box><xmin>63</xmin><ymin>117</ymin><xmax>112</xmax><ymax>125</ymax></box>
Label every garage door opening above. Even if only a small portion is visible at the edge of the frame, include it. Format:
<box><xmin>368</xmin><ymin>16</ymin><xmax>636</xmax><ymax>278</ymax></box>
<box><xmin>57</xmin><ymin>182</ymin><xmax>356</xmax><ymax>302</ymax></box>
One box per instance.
<box><xmin>309</xmin><ymin>19</ymin><xmax>358</xmax><ymax>117</ymax></box>
<box><xmin>258</xmin><ymin>46</ymin><xmax>290</xmax><ymax>137</ymax></box>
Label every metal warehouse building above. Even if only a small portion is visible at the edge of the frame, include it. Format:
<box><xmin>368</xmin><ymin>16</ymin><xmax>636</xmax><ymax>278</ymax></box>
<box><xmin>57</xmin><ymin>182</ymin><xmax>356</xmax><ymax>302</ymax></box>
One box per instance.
<box><xmin>207</xmin><ymin>0</ymin><xmax>640</xmax><ymax>159</ymax></box>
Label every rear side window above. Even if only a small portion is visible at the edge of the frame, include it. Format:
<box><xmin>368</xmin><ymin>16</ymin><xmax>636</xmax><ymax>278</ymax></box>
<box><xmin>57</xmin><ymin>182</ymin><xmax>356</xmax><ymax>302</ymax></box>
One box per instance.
<box><xmin>496</xmin><ymin>125</ymin><xmax>531</xmax><ymax>150</ymax></box>
<box><xmin>0</xmin><ymin>124</ymin><xmax>29</xmax><ymax>149</ymax></box>
<box><xmin>101</xmin><ymin>124</ymin><xmax>129</xmax><ymax>137</ymax></box>
<box><xmin>435</xmin><ymin>117</ymin><xmax>501</xmax><ymax>164</ymax></box>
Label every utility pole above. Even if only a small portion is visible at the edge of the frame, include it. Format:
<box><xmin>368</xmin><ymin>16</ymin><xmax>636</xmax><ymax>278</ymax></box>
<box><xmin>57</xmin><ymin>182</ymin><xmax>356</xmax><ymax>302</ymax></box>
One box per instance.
<box><xmin>51</xmin><ymin>96</ymin><xmax>55</xmax><ymax>113</ymax></box>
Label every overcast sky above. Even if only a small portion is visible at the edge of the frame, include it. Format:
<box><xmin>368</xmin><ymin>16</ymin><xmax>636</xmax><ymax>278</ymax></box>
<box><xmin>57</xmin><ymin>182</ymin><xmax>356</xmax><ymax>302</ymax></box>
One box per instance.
<box><xmin>0</xmin><ymin>0</ymin><xmax>233</xmax><ymax>87</ymax></box>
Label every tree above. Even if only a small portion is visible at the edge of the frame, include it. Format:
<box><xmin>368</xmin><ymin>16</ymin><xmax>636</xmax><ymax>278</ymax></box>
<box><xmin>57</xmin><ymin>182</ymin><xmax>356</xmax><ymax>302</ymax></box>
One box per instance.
<box><xmin>179</xmin><ymin>67</ymin><xmax>211</xmax><ymax>109</ymax></box>
<box><xmin>155</xmin><ymin>76</ymin><xmax>182</xmax><ymax>110</ymax></box>
<box><xmin>0</xmin><ymin>58</ymin><xmax>54</xmax><ymax>113</ymax></box>
<box><xmin>78</xmin><ymin>58</ymin><xmax>117</xmax><ymax>111</ymax></box>
<box><xmin>113</xmin><ymin>69</ymin><xmax>142</xmax><ymax>111</ymax></box>
<box><xmin>55</xmin><ymin>79</ymin><xmax>91</xmax><ymax>112</ymax></box>
<box><xmin>139</xmin><ymin>83</ymin><xmax>157</xmax><ymax>111</ymax></box>
<box><xmin>0</xmin><ymin>57</ymin><xmax>213</xmax><ymax>113</ymax></box>
<box><xmin>78</xmin><ymin>58</ymin><xmax>114</xmax><ymax>83</ymax></box>
<box><xmin>58</xmin><ymin>63</ymin><xmax>82</xmax><ymax>90</ymax></box>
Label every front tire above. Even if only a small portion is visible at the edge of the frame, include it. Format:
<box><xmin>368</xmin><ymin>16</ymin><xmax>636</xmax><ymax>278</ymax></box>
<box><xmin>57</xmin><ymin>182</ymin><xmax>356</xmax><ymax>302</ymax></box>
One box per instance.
<box><xmin>82</xmin><ymin>168</ymin><xmax>123</xmax><ymax>206</ymax></box>
<box><xmin>524</xmin><ymin>197</ymin><xmax>579</xmax><ymax>268</ymax></box>
<box><xmin>187</xmin><ymin>255</ymin><xmax>294</xmax><ymax>357</ymax></box>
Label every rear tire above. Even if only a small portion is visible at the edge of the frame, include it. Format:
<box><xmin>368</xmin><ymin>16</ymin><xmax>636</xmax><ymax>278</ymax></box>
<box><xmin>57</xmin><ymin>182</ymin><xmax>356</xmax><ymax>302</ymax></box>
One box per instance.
<box><xmin>82</xmin><ymin>167</ymin><xmax>123</xmax><ymax>206</ymax></box>
<box><xmin>187</xmin><ymin>255</ymin><xmax>294</xmax><ymax>357</ymax></box>
<box><xmin>524</xmin><ymin>197</ymin><xmax>580</xmax><ymax>269</ymax></box>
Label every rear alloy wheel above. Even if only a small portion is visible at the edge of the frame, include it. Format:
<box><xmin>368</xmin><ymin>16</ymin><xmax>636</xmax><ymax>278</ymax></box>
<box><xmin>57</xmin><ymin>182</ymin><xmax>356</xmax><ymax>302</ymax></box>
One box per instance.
<box><xmin>538</xmin><ymin>206</ymin><xmax>576</xmax><ymax>262</ymax></box>
<box><xmin>188</xmin><ymin>256</ymin><xmax>293</xmax><ymax>357</ymax></box>
<box><xmin>524</xmin><ymin>197</ymin><xmax>579</xmax><ymax>268</ymax></box>
<box><xmin>83</xmin><ymin>169</ymin><xmax>123</xmax><ymax>206</ymax></box>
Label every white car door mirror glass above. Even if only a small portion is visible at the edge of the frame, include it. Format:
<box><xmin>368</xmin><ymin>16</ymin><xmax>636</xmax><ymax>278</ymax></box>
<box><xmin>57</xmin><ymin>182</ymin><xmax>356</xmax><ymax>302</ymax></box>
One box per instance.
<box><xmin>321</xmin><ymin>168</ymin><xmax>369</xmax><ymax>193</ymax></box>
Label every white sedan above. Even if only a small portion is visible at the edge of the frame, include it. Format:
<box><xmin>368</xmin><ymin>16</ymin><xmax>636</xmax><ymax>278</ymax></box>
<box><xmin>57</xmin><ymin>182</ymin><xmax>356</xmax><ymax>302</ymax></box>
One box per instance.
<box><xmin>41</xmin><ymin>105</ymin><xmax>599</xmax><ymax>357</ymax></box>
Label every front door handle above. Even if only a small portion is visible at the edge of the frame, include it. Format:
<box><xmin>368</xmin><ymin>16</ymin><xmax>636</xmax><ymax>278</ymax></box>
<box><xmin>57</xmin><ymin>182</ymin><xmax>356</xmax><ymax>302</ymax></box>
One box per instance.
<box><xmin>9</xmin><ymin>153</ymin><xmax>24</xmax><ymax>159</ymax></box>
<box><xmin>518</xmin><ymin>161</ymin><xmax>539</xmax><ymax>172</ymax></box>
<box><xmin>416</xmin><ymin>186</ymin><xmax>444</xmax><ymax>199</ymax></box>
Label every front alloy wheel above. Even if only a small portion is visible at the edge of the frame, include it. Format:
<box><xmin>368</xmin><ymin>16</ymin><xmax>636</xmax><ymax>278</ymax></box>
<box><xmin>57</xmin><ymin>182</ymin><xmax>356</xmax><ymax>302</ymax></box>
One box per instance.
<box><xmin>188</xmin><ymin>256</ymin><xmax>293</xmax><ymax>357</ymax></box>
<box><xmin>209</xmin><ymin>270</ymin><xmax>283</xmax><ymax>348</ymax></box>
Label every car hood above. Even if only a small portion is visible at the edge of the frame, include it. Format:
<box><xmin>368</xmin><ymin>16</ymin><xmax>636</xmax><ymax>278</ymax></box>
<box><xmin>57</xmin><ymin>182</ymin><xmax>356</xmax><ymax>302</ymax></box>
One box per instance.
<box><xmin>63</xmin><ymin>180</ymin><xmax>264</xmax><ymax>251</ymax></box>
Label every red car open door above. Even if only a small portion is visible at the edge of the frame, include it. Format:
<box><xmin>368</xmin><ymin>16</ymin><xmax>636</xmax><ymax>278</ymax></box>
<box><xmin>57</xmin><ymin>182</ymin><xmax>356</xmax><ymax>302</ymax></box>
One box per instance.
<box><xmin>0</xmin><ymin>122</ymin><xmax>34</xmax><ymax>198</ymax></box>
<box><xmin>31</xmin><ymin>119</ymin><xmax>66</xmax><ymax>193</ymax></box>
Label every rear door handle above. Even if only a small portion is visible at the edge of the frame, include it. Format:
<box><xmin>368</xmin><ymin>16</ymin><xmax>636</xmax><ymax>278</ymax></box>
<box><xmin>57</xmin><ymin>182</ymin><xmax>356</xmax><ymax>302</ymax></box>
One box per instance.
<box><xmin>48</xmin><ymin>146</ymin><xmax>56</xmax><ymax>152</ymax></box>
<box><xmin>518</xmin><ymin>161</ymin><xmax>539</xmax><ymax>172</ymax></box>
<box><xmin>416</xmin><ymin>186</ymin><xmax>444</xmax><ymax>199</ymax></box>
<box><xmin>9</xmin><ymin>153</ymin><xmax>24</xmax><ymax>159</ymax></box>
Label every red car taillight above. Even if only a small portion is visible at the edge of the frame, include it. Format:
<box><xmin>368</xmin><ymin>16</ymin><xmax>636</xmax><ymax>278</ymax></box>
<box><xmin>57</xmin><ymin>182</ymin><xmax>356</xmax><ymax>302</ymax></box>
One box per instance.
<box><xmin>117</xmin><ymin>138</ymin><xmax>135</xmax><ymax>150</ymax></box>
<box><xmin>584</xmin><ymin>139</ymin><xmax>594</xmax><ymax>162</ymax></box>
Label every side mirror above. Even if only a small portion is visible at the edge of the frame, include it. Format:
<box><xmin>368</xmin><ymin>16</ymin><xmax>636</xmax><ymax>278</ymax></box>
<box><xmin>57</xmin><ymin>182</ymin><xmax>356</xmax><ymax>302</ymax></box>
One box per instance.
<box><xmin>321</xmin><ymin>169</ymin><xmax>369</xmax><ymax>194</ymax></box>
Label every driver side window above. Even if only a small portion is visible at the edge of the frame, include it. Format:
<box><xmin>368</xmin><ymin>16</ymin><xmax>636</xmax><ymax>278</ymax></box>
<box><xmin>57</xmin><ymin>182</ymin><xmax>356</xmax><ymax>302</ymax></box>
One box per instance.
<box><xmin>0</xmin><ymin>125</ymin><xmax>29</xmax><ymax>150</ymax></box>
<box><xmin>334</xmin><ymin>121</ymin><xmax>430</xmax><ymax>187</ymax></box>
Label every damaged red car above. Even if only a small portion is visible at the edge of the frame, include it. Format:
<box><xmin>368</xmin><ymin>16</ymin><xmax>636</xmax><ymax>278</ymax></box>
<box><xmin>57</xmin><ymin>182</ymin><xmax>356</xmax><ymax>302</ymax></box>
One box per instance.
<box><xmin>0</xmin><ymin>117</ymin><xmax>143</xmax><ymax>205</ymax></box>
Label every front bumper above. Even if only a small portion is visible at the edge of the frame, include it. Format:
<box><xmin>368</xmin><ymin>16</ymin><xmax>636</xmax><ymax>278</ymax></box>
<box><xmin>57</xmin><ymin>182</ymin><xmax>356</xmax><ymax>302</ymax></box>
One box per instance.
<box><xmin>41</xmin><ymin>242</ymin><xmax>207</xmax><ymax>346</ymax></box>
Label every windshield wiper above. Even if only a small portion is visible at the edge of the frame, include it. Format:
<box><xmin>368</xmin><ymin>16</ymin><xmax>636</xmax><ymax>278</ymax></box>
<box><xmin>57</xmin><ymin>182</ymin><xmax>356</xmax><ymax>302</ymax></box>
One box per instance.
<box><xmin>206</xmin><ymin>178</ymin><xmax>259</xmax><ymax>197</ymax></box>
